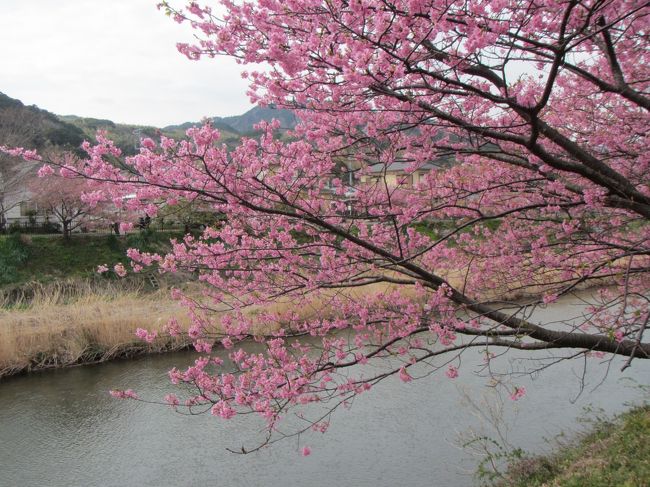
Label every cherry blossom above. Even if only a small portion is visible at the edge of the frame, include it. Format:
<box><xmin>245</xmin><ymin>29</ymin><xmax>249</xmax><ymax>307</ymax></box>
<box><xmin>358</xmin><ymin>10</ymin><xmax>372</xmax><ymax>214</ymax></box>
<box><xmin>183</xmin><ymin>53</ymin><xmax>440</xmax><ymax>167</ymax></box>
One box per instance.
<box><xmin>11</xmin><ymin>0</ymin><xmax>649</xmax><ymax>451</ymax></box>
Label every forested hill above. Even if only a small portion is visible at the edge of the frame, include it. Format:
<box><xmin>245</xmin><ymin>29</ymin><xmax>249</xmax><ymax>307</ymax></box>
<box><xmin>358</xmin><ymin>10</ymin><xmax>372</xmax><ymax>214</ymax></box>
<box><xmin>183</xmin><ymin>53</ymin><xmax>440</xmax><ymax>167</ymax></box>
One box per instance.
<box><xmin>0</xmin><ymin>92</ymin><xmax>86</xmax><ymax>153</ymax></box>
<box><xmin>59</xmin><ymin>114</ymin><xmax>244</xmax><ymax>156</ymax></box>
<box><xmin>0</xmin><ymin>92</ymin><xmax>296</xmax><ymax>159</ymax></box>
<box><xmin>56</xmin><ymin>115</ymin><xmax>214</xmax><ymax>157</ymax></box>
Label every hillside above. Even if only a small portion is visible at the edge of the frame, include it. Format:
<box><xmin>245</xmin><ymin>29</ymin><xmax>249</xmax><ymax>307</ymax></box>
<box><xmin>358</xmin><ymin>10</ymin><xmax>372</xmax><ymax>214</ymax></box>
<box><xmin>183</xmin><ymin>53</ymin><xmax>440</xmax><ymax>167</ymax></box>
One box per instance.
<box><xmin>59</xmin><ymin>112</ymin><xmax>252</xmax><ymax>155</ymax></box>
<box><xmin>0</xmin><ymin>93</ymin><xmax>89</xmax><ymax>223</ymax></box>
<box><xmin>218</xmin><ymin>105</ymin><xmax>298</xmax><ymax>133</ymax></box>
<box><xmin>58</xmin><ymin>115</ymin><xmax>185</xmax><ymax>156</ymax></box>
<box><xmin>0</xmin><ymin>92</ymin><xmax>86</xmax><ymax>153</ymax></box>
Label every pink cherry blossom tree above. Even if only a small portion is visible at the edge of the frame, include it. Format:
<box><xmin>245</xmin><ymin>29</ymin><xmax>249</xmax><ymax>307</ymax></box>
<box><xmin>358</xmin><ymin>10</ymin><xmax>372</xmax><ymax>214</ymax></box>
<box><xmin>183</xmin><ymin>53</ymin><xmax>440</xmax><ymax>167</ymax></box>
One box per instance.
<box><xmin>26</xmin><ymin>153</ymin><xmax>116</xmax><ymax>238</ymax></box>
<box><xmin>7</xmin><ymin>0</ymin><xmax>650</xmax><ymax>450</ymax></box>
<box><xmin>27</xmin><ymin>176</ymin><xmax>94</xmax><ymax>238</ymax></box>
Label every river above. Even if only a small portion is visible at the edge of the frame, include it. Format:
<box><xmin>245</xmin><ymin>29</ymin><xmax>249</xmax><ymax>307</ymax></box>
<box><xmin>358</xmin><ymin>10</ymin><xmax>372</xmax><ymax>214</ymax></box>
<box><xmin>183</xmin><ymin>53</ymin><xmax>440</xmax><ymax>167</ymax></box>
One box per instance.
<box><xmin>1</xmin><ymin>292</ymin><xmax>648</xmax><ymax>487</ymax></box>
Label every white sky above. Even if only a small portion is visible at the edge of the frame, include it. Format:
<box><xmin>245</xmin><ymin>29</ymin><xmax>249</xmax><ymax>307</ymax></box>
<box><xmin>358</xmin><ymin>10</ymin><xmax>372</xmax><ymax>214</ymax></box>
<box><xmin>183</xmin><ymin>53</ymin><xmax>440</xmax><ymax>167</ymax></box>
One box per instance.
<box><xmin>0</xmin><ymin>1</ymin><xmax>252</xmax><ymax>127</ymax></box>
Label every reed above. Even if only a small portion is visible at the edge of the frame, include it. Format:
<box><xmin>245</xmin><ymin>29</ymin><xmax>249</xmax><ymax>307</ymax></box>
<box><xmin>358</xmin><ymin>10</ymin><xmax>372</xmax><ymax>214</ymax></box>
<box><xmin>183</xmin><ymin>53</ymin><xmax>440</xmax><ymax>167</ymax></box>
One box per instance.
<box><xmin>0</xmin><ymin>278</ymin><xmax>394</xmax><ymax>378</ymax></box>
<box><xmin>0</xmin><ymin>284</ymin><xmax>192</xmax><ymax>378</ymax></box>
<box><xmin>0</xmin><ymin>269</ymin><xmax>604</xmax><ymax>379</ymax></box>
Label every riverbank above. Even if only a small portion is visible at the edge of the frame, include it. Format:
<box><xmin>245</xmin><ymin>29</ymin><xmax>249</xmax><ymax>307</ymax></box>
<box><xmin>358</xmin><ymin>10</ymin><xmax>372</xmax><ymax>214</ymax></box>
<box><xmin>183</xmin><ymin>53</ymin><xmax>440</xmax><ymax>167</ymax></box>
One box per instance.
<box><xmin>0</xmin><ymin>272</ymin><xmax>608</xmax><ymax>380</ymax></box>
<box><xmin>0</xmin><ymin>230</ymin><xmax>184</xmax><ymax>288</ymax></box>
<box><xmin>0</xmin><ymin>231</ymin><xmax>200</xmax><ymax>379</ymax></box>
<box><xmin>0</xmin><ymin>284</ymin><xmax>193</xmax><ymax>378</ymax></box>
<box><xmin>0</xmin><ymin>279</ymin><xmax>314</xmax><ymax>379</ymax></box>
<box><xmin>497</xmin><ymin>403</ymin><xmax>650</xmax><ymax>487</ymax></box>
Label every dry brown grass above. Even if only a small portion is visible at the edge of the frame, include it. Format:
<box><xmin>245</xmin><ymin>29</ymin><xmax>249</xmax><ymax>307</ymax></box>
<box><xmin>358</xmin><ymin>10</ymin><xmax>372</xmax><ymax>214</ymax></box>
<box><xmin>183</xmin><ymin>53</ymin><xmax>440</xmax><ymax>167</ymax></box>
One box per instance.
<box><xmin>0</xmin><ymin>283</ymin><xmax>193</xmax><ymax>378</ymax></box>
<box><xmin>0</xmin><ymin>279</ymin><xmax>316</xmax><ymax>379</ymax></box>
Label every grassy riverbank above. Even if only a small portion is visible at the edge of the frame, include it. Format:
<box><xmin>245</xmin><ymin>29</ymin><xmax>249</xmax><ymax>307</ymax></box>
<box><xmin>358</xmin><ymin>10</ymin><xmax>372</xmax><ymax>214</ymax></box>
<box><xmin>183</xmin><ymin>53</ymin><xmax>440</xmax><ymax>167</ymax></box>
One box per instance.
<box><xmin>0</xmin><ymin>230</ymin><xmax>184</xmax><ymax>288</ymax></box>
<box><xmin>0</xmin><ymin>269</ymin><xmax>603</xmax><ymax>380</ymax></box>
<box><xmin>0</xmin><ymin>276</ymin><xmax>399</xmax><ymax>379</ymax></box>
<box><xmin>0</xmin><ymin>277</ymin><xmax>325</xmax><ymax>379</ymax></box>
<box><xmin>497</xmin><ymin>404</ymin><xmax>650</xmax><ymax>487</ymax></box>
<box><xmin>0</xmin><ymin>284</ymin><xmax>194</xmax><ymax>378</ymax></box>
<box><xmin>0</xmin><ymin>231</ymin><xmax>199</xmax><ymax>378</ymax></box>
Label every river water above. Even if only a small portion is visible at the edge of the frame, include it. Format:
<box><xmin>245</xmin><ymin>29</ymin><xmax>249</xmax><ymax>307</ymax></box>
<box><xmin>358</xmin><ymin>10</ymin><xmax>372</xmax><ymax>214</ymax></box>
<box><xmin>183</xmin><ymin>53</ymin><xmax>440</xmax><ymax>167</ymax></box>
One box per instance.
<box><xmin>1</xmin><ymin>293</ymin><xmax>648</xmax><ymax>487</ymax></box>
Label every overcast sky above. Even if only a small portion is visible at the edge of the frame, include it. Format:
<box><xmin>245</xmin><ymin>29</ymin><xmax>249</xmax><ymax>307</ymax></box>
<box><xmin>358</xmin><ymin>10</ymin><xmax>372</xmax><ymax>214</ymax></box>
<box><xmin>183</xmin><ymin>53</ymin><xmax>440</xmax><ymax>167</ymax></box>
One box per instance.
<box><xmin>0</xmin><ymin>1</ymin><xmax>252</xmax><ymax>127</ymax></box>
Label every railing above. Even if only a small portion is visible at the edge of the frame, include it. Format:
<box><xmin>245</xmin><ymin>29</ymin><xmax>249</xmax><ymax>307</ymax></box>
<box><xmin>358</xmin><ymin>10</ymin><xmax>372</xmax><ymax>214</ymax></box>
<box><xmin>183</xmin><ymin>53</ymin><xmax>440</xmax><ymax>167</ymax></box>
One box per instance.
<box><xmin>0</xmin><ymin>221</ymin><xmax>196</xmax><ymax>237</ymax></box>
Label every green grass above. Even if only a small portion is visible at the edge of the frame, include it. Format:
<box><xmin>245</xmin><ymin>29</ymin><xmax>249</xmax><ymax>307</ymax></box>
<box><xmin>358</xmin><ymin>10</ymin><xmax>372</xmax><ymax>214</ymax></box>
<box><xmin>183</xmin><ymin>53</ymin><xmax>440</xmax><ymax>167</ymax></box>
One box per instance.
<box><xmin>0</xmin><ymin>230</ymin><xmax>185</xmax><ymax>288</ymax></box>
<box><xmin>20</xmin><ymin>235</ymin><xmax>125</xmax><ymax>282</ymax></box>
<box><xmin>0</xmin><ymin>233</ymin><xmax>29</xmax><ymax>285</ymax></box>
<box><xmin>499</xmin><ymin>404</ymin><xmax>650</xmax><ymax>487</ymax></box>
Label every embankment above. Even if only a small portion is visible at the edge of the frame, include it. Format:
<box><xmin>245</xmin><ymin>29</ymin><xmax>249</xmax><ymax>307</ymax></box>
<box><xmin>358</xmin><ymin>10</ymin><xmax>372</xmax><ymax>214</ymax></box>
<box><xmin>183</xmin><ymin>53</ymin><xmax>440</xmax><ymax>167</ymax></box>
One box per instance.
<box><xmin>498</xmin><ymin>404</ymin><xmax>650</xmax><ymax>487</ymax></box>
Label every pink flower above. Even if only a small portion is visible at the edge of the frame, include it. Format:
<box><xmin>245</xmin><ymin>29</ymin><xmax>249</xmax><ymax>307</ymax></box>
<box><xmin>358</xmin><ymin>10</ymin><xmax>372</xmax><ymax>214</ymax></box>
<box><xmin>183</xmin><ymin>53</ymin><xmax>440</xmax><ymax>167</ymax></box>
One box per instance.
<box><xmin>37</xmin><ymin>164</ymin><xmax>55</xmax><ymax>177</ymax></box>
<box><xmin>59</xmin><ymin>166</ymin><xmax>76</xmax><ymax>178</ymax></box>
<box><xmin>135</xmin><ymin>328</ymin><xmax>158</xmax><ymax>343</ymax></box>
<box><xmin>445</xmin><ymin>365</ymin><xmax>459</xmax><ymax>379</ymax></box>
<box><xmin>211</xmin><ymin>401</ymin><xmax>236</xmax><ymax>419</ymax></box>
<box><xmin>542</xmin><ymin>294</ymin><xmax>558</xmax><ymax>305</ymax></box>
<box><xmin>119</xmin><ymin>222</ymin><xmax>133</xmax><ymax>233</ymax></box>
<box><xmin>194</xmin><ymin>340</ymin><xmax>213</xmax><ymax>353</ymax></box>
<box><xmin>510</xmin><ymin>386</ymin><xmax>526</xmax><ymax>401</ymax></box>
<box><xmin>614</xmin><ymin>329</ymin><xmax>624</xmax><ymax>343</ymax></box>
<box><xmin>113</xmin><ymin>263</ymin><xmax>127</xmax><ymax>277</ymax></box>
<box><xmin>398</xmin><ymin>366</ymin><xmax>413</xmax><ymax>382</ymax></box>
<box><xmin>301</xmin><ymin>446</ymin><xmax>311</xmax><ymax>456</ymax></box>
<box><xmin>164</xmin><ymin>393</ymin><xmax>180</xmax><ymax>407</ymax></box>
<box><xmin>97</xmin><ymin>264</ymin><xmax>109</xmax><ymax>274</ymax></box>
<box><xmin>164</xmin><ymin>318</ymin><xmax>181</xmax><ymax>337</ymax></box>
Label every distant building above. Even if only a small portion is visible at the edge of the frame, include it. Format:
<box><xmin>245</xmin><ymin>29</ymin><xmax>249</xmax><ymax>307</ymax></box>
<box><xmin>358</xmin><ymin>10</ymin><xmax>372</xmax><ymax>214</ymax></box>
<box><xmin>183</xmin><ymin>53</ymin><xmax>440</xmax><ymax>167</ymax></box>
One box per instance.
<box><xmin>360</xmin><ymin>160</ymin><xmax>440</xmax><ymax>188</ymax></box>
<box><xmin>3</xmin><ymin>189</ymin><xmax>49</xmax><ymax>226</ymax></box>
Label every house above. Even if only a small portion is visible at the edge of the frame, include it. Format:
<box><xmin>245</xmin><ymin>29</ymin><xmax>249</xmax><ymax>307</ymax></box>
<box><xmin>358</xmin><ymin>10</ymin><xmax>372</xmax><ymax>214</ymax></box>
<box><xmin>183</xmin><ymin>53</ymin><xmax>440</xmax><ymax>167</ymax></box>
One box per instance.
<box><xmin>3</xmin><ymin>188</ymin><xmax>47</xmax><ymax>225</ymax></box>
<box><xmin>360</xmin><ymin>160</ymin><xmax>440</xmax><ymax>188</ymax></box>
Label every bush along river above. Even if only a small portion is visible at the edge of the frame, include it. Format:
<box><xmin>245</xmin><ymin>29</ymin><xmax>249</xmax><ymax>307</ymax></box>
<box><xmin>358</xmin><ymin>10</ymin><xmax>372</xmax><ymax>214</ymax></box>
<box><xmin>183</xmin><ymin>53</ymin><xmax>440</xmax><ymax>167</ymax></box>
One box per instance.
<box><xmin>1</xmin><ymin>292</ymin><xmax>648</xmax><ymax>487</ymax></box>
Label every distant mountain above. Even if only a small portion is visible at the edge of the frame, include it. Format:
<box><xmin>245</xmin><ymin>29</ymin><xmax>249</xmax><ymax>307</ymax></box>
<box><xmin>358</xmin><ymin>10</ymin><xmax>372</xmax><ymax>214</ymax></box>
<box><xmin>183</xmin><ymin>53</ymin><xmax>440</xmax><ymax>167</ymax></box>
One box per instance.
<box><xmin>59</xmin><ymin>115</ymin><xmax>239</xmax><ymax>156</ymax></box>
<box><xmin>217</xmin><ymin>106</ymin><xmax>298</xmax><ymax>133</ymax></box>
<box><xmin>165</xmin><ymin>119</ymin><xmax>242</xmax><ymax>134</ymax></box>
<box><xmin>164</xmin><ymin>105</ymin><xmax>298</xmax><ymax>135</ymax></box>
